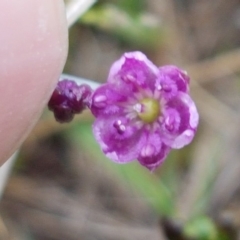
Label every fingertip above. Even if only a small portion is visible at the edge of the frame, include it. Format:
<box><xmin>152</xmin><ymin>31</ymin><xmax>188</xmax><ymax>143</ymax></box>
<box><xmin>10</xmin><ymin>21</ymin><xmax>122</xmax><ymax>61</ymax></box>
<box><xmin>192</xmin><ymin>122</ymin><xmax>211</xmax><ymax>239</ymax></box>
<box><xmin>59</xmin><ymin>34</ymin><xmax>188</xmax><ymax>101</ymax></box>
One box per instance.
<box><xmin>0</xmin><ymin>0</ymin><xmax>68</xmax><ymax>165</ymax></box>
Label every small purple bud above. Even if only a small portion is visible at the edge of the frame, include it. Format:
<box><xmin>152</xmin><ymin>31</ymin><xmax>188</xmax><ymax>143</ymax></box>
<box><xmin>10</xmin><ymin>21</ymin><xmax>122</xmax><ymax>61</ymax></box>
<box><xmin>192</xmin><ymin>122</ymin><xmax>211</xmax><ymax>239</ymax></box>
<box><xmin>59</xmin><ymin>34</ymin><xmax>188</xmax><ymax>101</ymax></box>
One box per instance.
<box><xmin>48</xmin><ymin>79</ymin><xmax>93</xmax><ymax>123</ymax></box>
<box><xmin>71</xmin><ymin>84</ymin><xmax>92</xmax><ymax>112</ymax></box>
<box><xmin>53</xmin><ymin>106</ymin><xmax>74</xmax><ymax>123</ymax></box>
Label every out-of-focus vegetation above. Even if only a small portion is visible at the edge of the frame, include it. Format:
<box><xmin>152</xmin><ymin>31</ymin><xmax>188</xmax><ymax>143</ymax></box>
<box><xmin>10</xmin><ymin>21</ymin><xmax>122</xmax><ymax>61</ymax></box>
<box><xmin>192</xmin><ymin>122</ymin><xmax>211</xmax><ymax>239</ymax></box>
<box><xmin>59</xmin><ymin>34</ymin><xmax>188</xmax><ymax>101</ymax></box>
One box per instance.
<box><xmin>80</xmin><ymin>2</ymin><xmax>163</xmax><ymax>49</ymax></box>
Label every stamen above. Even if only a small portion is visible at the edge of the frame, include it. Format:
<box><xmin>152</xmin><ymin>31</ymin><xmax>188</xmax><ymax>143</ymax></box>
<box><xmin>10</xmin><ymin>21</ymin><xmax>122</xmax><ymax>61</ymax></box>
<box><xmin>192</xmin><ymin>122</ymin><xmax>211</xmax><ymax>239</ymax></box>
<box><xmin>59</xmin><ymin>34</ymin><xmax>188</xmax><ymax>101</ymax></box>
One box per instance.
<box><xmin>133</xmin><ymin>103</ymin><xmax>143</xmax><ymax>113</ymax></box>
<box><xmin>113</xmin><ymin>120</ymin><xmax>126</xmax><ymax>134</ymax></box>
<box><xmin>165</xmin><ymin>116</ymin><xmax>170</xmax><ymax>125</ymax></box>
<box><xmin>93</xmin><ymin>95</ymin><xmax>107</xmax><ymax>108</ymax></box>
<box><xmin>164</xmin><ymin>116</ymin><xmax>174</xmax><ymax>131</ymax></box>
<box><xmin>119</xmin><ymin>125</ymin><xmax>126</xmax><ymax>132</ymax></box>
<box><xmin>156</xmin><ymin>83</ymin><xmax>162</xmax><ymax>91</ymax></box>
<box><xmin>126</xmin><ymin>74</ymin><xmax>135</xmax><ymax>82</ymax></box>
<box><xmin>122</xmin><ymin>74</ymin><xmax>136</xmax><ymax>84</ymax></box>
<box><xmin>115</xmin><ymin>119</ymin><xmax>122</xmax><ymax>125</ymax></box>
<box><xmin>141</xmin><ymin>144</ymin><xmax>156</xmax><ymax>158</ymax></box>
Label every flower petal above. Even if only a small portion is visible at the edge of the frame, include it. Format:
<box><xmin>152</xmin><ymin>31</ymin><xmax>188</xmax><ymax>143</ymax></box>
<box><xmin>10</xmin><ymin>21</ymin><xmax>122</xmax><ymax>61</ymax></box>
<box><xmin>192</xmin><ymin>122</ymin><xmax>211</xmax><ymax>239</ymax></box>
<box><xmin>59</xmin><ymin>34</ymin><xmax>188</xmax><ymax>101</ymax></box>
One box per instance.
<box><xmin>138</xmin><ymin>132</ymin><xmax>171</xmax><ymax>171</ymax></box>
<box><xmin>93</xmin><ymin>115</ymin><xmax>146</xmax><ymax>163</ymax></box>
<box><xmin>108</xmin><ymin>51</ymin><xmax>158</xmax><ymax>91</ymax></box>
<box><xmin>161</xmin><ymin>92</ymin><xmax>199</xmax><ymax>149</ymax></box>
<box><xmin>90</xmin><ymin>83</ymin><xmax>127</xmax><ymax>117</ymax></box>
<box><xmin>155</xmin><ymin>65</ymin><xmax>190</xmax><ymax>99</ymax></box>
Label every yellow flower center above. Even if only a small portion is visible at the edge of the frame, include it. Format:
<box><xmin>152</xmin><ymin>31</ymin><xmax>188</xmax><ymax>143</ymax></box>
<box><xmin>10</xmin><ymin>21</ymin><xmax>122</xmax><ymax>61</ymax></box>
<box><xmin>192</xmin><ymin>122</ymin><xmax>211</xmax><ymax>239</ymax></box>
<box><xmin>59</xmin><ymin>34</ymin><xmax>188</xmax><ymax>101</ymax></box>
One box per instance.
<box><xmin>137</xmin><ymin>98</ymin><xmax>160</xmax><ymax>123</ymax></box>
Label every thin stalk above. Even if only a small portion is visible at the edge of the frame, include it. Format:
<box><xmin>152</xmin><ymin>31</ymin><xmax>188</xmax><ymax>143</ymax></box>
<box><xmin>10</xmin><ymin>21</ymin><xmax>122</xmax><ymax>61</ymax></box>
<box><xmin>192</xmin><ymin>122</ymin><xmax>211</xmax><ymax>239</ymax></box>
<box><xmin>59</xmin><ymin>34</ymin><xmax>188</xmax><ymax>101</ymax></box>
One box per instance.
<box><xmin>66</xmin><ymin>0</ymin><xmax>97</xmax><ymax>27</ymax></box>
<box><xmin>0</xmin><ymin>153</ymin><xmax>17</xmax><ymax>198</ymax></box>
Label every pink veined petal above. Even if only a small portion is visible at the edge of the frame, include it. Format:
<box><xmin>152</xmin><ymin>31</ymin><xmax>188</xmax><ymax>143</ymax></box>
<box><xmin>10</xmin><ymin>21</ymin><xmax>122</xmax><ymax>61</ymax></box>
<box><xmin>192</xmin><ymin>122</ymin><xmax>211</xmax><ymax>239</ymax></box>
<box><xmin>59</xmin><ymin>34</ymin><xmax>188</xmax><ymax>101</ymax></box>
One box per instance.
<box><xmin>123</xmin><ymin>51</ymin><xmax>159</xmax><ymax>75</ymax></box>
<box><xmin>138</xmin><ymin>143</ymin><xmax>171</xmax><ymax>171</ymax></box>
<box><xmin>178</xmin><ymin>92</ymin><xmax>199</xmax><ymax>129</ymax></box>
<box><xmin>93</xmin><ymin>115</ymin><xmax>147</xmax><ymax>163</ymax></box>
<box><xmin>170</xmin><ymin>93</ymin><xmax>198</xmax><ymax>148</ymax></box>
<box><xmin>155</xmin><ymin>76</ymin><xmax>178</xmax><ymax>100</ymax></box>
<box><xmin>108</xmin><ymin>51</ymin><xmax>158</xmax><ymax>81</ymax></box>
<box><xmin>137</xmin><ymin>132</ymin><xmax>171</xmax><ymax>171</ymax></box>
<box><xmin>161</xmin><ymin>92</ymin><xmax>199</xmax><ymax>149</ymax></box>
<box><xmin>170</xmin><ymin>129</ymin><xmax>196</xmax><ymax>149</ymax></box>
<box><xmin>155</xmin><ymin>66</ymin><xmax>190</xmax><ymax>101</ymax></box>
<box><xmin>107</xmin><ymin>51</ymin><xmax>158</xmax><ymax>91</ymax></box>
<box><xmin>158</xmin><ymin>65</ymin><xmax>190</xmax><ymax>93</ymax></box>
<box><xmin>90</xmin><ymin>83</ymin><xmax>128</xmax><ymax>117</ymax></box>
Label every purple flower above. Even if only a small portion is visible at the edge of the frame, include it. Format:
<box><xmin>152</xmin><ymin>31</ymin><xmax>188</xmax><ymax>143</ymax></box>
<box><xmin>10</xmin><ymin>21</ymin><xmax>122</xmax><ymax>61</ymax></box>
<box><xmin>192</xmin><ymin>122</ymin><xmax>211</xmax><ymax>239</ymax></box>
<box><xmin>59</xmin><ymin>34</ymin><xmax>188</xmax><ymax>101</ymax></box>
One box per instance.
<box><xmin>91</xmin><ymin>51</ymin><xmax>199</xmax><ymax>170</ymax></box>
<box><xmin>48</xmin><ymin>79</ymin><xmax>92</xmax><ymax>123</ymax></box>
